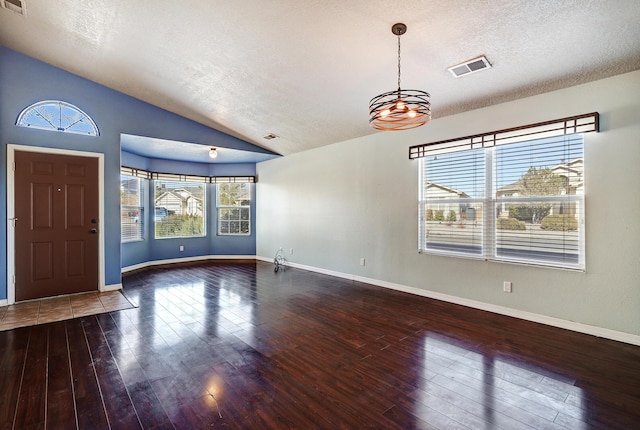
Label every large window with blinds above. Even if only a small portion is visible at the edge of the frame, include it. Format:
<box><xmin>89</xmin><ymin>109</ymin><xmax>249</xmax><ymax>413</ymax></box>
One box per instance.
<box><xmin>414</xmin><ymin>113</ymin><xmax>597</xmax><ymax>270</ymax></box>
<box><xmin>121</xmin><ymin>174</ymin><xmax>144</xmax><ymax>242</ymax></box>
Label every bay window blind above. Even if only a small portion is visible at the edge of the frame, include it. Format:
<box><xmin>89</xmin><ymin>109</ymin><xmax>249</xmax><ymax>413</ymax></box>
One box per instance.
<box><xmin>120</xmin><ymin>174</ymin><xmax>143</xmax><ymax>242</ymax></box>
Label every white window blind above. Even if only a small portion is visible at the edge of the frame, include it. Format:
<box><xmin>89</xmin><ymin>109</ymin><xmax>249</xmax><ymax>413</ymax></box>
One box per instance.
<box><xmin>419</xmin><ymin>149</ymin><xmax>485</xmax><ymax>255</ymax></box>
<box><xmin>494</xmin><ymin>136</ymin><xmax>584</xmax><ymax>268</ymax></box>
<box><xmin>121</xmin><ymin>175</ymin><xmax>143</xmax><ymax>242</ymax></box>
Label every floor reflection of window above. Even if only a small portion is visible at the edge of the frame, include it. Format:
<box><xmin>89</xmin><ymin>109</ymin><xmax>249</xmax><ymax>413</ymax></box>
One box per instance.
<box><xmin>216</xmin><ymin>282</ymin><xmax>255</xmax><ymax>343</ymax></box>
<box><xmin>153</xmin><ymin>281</ymin><xmax>206</xmax><ymax>344</ymax></box>
<box><xmin>417</xmin><ymin>334</ymin><xmax>585</xmax><ymax>428</ymax></box>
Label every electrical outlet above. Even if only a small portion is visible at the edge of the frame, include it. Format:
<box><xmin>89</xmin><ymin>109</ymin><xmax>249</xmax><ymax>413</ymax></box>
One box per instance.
<box><xmin>360</xmin><ymin>258</ymin><xmax>366</xmax><ymax>266</ymax></box>
<box><xmin>503</xmin><ymin>281</ymin><xmax>512</xmax><ymax>293</ymax></box>
<box><xmin>179</xmin><ymin>245</ymin><xmax>184</xmax><ymax>252</ymax></box>
<box><xmin>290</xmin><ymin>248</ymin><xmax>294</xmax><ymax>255</ymax></box>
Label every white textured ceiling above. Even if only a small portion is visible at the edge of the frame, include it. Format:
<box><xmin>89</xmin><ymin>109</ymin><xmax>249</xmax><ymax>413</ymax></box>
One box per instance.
<box><xmin>1</xmin><ymin>0</ymin><xmax>640</xmax><ymax>156</ymax></box>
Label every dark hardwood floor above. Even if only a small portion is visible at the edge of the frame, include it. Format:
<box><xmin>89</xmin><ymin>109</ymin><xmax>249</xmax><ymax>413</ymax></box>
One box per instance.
<box><xmin>1</xmin><ymin>261</ymin><xmax>639</xmax><ymax>429</ymax></box>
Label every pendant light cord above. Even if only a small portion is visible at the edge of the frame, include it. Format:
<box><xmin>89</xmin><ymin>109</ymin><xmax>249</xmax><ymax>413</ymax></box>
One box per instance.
<box><xmin>397</xmin><ymin>32</ymin><xmax>402</xmax><ymax>91</ymax></box>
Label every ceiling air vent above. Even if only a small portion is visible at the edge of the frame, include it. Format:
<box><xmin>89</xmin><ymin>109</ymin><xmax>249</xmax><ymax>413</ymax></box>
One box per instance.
<box><xmin>1</xmin><ymin>0</ymin><xmax>26</xmax><ymax>15</ymax></box>
<box><xmin>448</xmin><ymin>55</ymin><xmax>491</xmax><ymax>78</ymax></box>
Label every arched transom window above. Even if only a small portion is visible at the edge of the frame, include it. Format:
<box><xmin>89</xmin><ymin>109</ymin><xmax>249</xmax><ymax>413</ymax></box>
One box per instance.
<box><xmin>16</xmin><ymin>100</ymin><xmax>99</xmax><ymax>136</ymax></box>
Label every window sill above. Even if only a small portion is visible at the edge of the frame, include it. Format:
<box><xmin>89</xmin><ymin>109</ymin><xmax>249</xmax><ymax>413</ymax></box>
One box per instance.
<box><xmin>155</xmin><ymin>235</ymin><xmax>207</xmax><ymax>240</ymax></box>
<box><xmin>419</xmin><ymin>250</ymin><xmax>585</xmax><ymax>272</ymax></box>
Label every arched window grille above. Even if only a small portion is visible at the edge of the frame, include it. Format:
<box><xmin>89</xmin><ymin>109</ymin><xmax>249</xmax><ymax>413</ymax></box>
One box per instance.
<box><xmin>16</xmin><ymin>100</ymin><xmax>99</xmax><ymax>136</ymax></box>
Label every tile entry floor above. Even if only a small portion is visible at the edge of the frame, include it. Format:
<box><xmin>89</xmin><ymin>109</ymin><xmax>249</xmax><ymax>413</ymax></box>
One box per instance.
<box><xmin>0</xmin><ymin>290</ymin><xmax>135</xmax><ymax>331</ymax></box>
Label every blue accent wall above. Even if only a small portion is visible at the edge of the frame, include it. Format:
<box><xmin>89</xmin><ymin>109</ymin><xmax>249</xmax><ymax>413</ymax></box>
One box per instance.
<box><xmin>0</xmin><ymin>46</ymin><xmax>265</xmax><ymax>298</ymax></box>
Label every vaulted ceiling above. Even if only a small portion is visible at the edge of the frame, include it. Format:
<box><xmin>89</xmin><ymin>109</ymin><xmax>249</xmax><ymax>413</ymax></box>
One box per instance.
<box><xmin>2</xmin><ymin>0</ymin><xmax>639</xmax><ymax>157</ymax></box>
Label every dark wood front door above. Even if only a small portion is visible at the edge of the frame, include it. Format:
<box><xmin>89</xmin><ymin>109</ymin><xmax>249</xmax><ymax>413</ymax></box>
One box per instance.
<box><xmin>14</xmin><ymin>150</ymin><xmax>99</xmax><ymax>301</ymax></box>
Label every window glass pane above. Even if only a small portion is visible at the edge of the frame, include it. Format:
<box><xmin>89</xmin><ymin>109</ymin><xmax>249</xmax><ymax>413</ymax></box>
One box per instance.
<box><xmin>218</xmin><ymin>183</ymin><xmax>251</xmax><ymax>206</ymax></box>
<box><xmin>155</xmin><ymin>180</ymin><xmax>205</xmax><ymax>238</ymax></box>
<box><xmin>17</xmin><ymin>100</ymin><xmax>99</xmax><ymax>136</ymax></box>
<box><xmin>421</xmin><ymin>148</ymin><xmax>485</xmax><ymax>256</ymax></box>
<box><xmin>495</xmin><ymin>136</ymin><xmax>583</xmax><ymax>194</ymax></box>
<box><xmin>217</xmin><ymin>183</ymin><xmax>251</xmax><ymax>236</ymax></box>
<box><xmin>495</xmin><ymin>200</ymin><xmax>582</xmax><ymax>265</ymax></box>
<box><xmin>495</xmin><ymin>136</ymin><xmax>584</xmax><ymax>268</ymax></box>
<box><xmin>425</xmin><ymin>149</ymin><xmax>485</xmax><ymax>199</ymax></box>
<box><xmin>121</xmin><ymin>175</ymin><xmax>143</xmax><ymax>241</ymax></box>
<box><xmin>424</xmin><ymin>202</ymin><xmax>483</xmax><ymax>255</ymax></box>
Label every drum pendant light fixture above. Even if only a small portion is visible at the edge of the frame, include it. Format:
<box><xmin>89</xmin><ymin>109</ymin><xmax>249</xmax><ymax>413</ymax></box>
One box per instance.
<box><xmin>369</xmin><ymin>23</ymin><xmax>431</xmax><ymax>131</ymax></box>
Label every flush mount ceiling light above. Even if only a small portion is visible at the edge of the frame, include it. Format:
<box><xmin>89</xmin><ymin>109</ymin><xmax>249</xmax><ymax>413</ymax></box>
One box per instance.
<box><xmin>209</xmin><ymin>147</ymin><xmax>218</xmax><ymax>159</ymax></box>
<box><xmin>369</xmin><ymin>23</ymin><xmax>431</xmax><ymax>131</ymax></box>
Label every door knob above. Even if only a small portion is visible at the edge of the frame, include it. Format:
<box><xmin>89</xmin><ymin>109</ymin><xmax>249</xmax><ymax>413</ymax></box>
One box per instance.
<box><xmin>90</xmin><ymin>228</ymin><xmax>98</xmax><ymax>234</ymax></box>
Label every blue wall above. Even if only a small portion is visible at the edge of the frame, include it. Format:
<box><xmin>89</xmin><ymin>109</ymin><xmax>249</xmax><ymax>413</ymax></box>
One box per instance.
<box><xmin>0</xmin><ymin>46</ymin><xmax>269</xmax><ymax>298</ymax></box>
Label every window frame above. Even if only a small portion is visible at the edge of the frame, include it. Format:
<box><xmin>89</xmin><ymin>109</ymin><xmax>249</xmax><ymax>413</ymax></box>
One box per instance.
<box><xmin>16</xmin><ymin>100</ymin><xmax>99</xmax><ymax>136</ymax></box>
<box><xmin>419</xmin><ymin>139</ymin><xmax>585</xmax><ymax>270</ymax></box>
<box><xmin>154</xmin><ymin>179</ymin><xmax>206</xmax><ymax>239</ymax></box>
<box><xmin>413</xmin><ymin>113</ymin><xmax>597</xmax><ymax>271</ymax></box>
<box><xmin>216</xmin><ymin>182</ymin><xmax>252</xmax><ymax>236</ymax></box>
<box><xmin>120</xmin><ymin>174</ymin><xmax>144</xmax><ymax>242</ymax></box>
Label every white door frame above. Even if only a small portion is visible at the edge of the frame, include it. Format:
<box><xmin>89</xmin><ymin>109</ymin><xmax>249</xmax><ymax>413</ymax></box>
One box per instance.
<box><xmin>6</xmin><ymin>144</ymin><xmax>105</xmax><ymax>305</ymax></box>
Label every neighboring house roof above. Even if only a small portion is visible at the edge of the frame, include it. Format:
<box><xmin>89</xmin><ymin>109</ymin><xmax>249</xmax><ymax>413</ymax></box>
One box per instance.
<box><xmin>155</xmin><ymin>189</ymin><xmax>202</xmax><ymax>205</ymax></box>
<box><xmin>425</xmin><ymin>182</ymin><xmax>470</xmax><ymax>198</ymax></box>
<box><xmin>496</xmin><ymin>183</ymin><xmax>521</xmax><ymax>194</ymax></box>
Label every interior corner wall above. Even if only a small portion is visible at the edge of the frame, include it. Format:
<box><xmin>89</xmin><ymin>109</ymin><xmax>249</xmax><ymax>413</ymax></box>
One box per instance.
<box><xmin>0</xmin><ymin>46</ymin><xmax>263</xmax><ymax>298</ymax></box>
<box><xmin>256</xmin><ymin>70</ymin><xmax>640</xmax><ymax>337</ymax></box>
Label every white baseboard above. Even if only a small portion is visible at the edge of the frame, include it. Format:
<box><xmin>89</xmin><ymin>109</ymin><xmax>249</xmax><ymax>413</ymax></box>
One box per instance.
<box><xmin>259</xmin><ymin>256</ymin><xmax>640</xmax><ymax>347</ymax></box>
<box><xmin>0</xmin><ymin>299</ymin><xmax>7</xmax><ymax>307</ymax></box>
<box><xmin>122</xmin><ymin>255</ymin><xmax>256</xmax><ymax>274</ymax></box>
<box><xmin>100</xmin><ymin>283</ymin><xmax>122</xmax><ymax>292</ymax></box>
